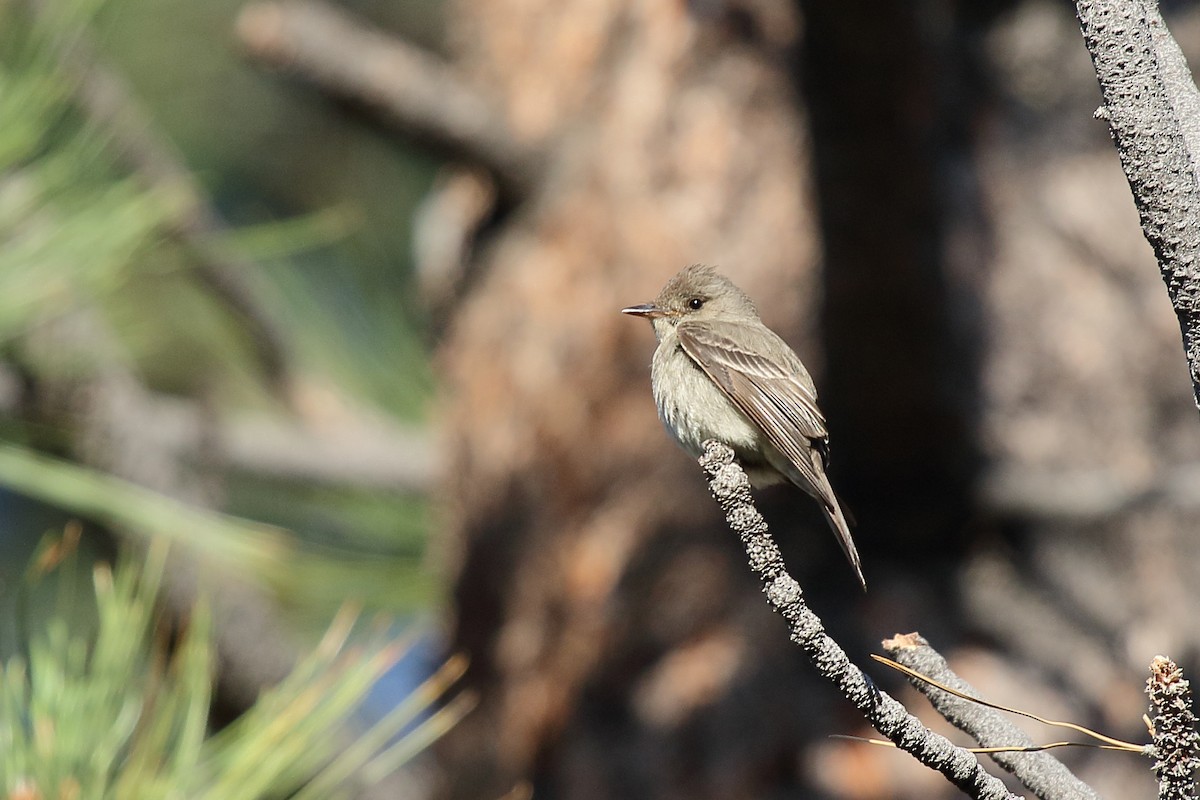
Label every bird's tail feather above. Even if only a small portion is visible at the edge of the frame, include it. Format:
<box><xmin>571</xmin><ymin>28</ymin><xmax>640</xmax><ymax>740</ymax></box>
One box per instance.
<box><xmin>772</xmin><ymin>450</ymin><xmax>867</xmax><ymax>590</ymax></box>
<box><xmin>821</xmin><ymin>497</ymin><xmax>866</xmax><ymax>592</ymax></box>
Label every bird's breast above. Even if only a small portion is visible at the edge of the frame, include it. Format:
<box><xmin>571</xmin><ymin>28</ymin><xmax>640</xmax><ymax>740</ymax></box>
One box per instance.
<box><xmin>651</xmin><ymin>342</ymin><xmax>763</xmax><ymax>458</ymax></box>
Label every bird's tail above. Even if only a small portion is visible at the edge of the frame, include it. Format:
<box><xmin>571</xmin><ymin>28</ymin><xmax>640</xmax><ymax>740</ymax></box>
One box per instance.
<box><xmin>772</xmin><ymin>448</ymin><xmax>867</xmax><ymax>590</ymax></box>
<box><xmin>821</xmin><ymin>493</ymin><xmax>866</xmax><ymax>592</ymax></box>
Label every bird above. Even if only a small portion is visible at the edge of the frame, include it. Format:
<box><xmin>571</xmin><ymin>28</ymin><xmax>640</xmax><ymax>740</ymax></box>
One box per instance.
<box><xmin>622</xmin><ymin>264</ymin><xmax>865</xmax><ymax>590</ymax></box>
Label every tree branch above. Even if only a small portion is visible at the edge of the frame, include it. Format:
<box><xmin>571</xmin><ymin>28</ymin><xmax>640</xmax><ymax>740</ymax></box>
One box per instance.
<box><xmin>1074</xmin><ymin>0</ymin><xmax>1200</xmax><ymax>412</ymax></box>
<box><xmin>1147</xmin><ymin>656</ymin><xmax>1200</xmax><ymax>800</ymax></box>
<box><xmin>885</xmin><ymin>633</ymin><xmax>1101</xmax><ymax>800</ymax></box>
<box><xmin>235</xmin><ymin>0</ymin><xmax>540</xmax><ymax>200</ymax></box>
<box><xmin>0</xmin><ymin>363</ymin><xmax>435</xmax><ymax>493</ymax></box>
<box><xmin>33</xmin><ymin>4</ymin><xmax>296</xmax><ymax>397</ymax></box>
<box><xmin>698</xmin><ymin>441</ymin><xmax>1019</xmax><ymax>800</ymax></box>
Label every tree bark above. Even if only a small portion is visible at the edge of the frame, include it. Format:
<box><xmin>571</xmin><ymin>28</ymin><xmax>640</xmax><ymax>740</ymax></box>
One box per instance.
<box><xmin>1075</xmin><ymin>0</ymin><xmax>1200</xmax><ymax>412</ymax></box>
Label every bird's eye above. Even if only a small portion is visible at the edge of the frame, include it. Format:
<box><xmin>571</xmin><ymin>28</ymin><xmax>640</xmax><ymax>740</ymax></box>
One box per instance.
<box><xmin>688</xmin><ymin>297</ymin><xmax>705</xmax><ymax>310</ymax></box>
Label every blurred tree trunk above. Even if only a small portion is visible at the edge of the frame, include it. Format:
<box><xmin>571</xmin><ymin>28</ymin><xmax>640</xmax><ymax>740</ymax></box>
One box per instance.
<box><xmin>427</xmin><ymin>0</ymin><xmax>994</xmax><ymax>797</ymax></box>
<box><xmin>433</xmin><ymin>2</ymin><xmax>833</xmax><ymax>798</ymax></box>
<box><xmin>411</xmin><ymin>0</ymin><xmax>1200</xmax><ymax>798</ymax></box>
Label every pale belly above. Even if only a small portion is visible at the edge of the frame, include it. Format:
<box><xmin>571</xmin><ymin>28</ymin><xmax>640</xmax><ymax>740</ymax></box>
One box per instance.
<box><xmin>651</xmin><ymin>346</ymin><xmax>765</xmax><ymax>460</ymax></box>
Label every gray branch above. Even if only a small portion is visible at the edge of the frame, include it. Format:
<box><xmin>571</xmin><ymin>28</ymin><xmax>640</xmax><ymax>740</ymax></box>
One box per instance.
<box><xmin>1074</xmin><ymin>0</ymin><xmax>1200</xmax><ymax>412</ymax></box>
<box><xmin>698</xmin><ymin>441</ymin><xmax>1020</xmax><ymax>800</ymax></box>
<box><xmin>235</xmin><ymin>0</ymin><xmax>540</xmax><ymax>199</ymax></box>
<box><xmin>885</xmin><ymin>633</ymin><xmax>1101</xmax><ymax>800</ymax></box>
<box><xmin>1147</xmin><ymin>656</ymin><xmax>1200</xmax><ymax>800</ymax></box>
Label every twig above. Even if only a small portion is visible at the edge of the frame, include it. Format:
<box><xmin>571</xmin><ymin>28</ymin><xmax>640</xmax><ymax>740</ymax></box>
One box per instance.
<box><xmin>235</xmin><ymin>0</ymin><xmax>539</xmax><ymax>200</ymax></box>
<box><xmin>876</xmin><ymin>652</ymin><xmax>1142</xmax><ymax>753</ymax></box>
<box><xmin>1074</xmin><ymin>0</ymin><xmax>1200</xmax><ymax>412</ymax></box>
<box><xmin>698</xmin><ymin>440</ymin><xmax>1019</xmax><ymax>800</ymax></box>
<box><xmin>884</xmin><ymin>633</ymin><xmax>1103</xmax><ymax>800</ymax></box>
<box><xmin>1146</xmin><ymin>656</ymin><xmax>1200</xmax><ymax>800</ymax></box>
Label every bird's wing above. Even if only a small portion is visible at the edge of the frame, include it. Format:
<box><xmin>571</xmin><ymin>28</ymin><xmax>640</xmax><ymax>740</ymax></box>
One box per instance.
<box><xmin>679</xmin><ymin>319</ymin><xmax>866</xmax><ymax>590</ymax></box>
<box><xmin>676</xmin><ymin>320</ymin><xmax>830</xmax><ymax>486</ymax></box>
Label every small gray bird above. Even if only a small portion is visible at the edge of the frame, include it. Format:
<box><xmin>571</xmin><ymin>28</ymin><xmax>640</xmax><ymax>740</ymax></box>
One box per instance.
<box><xmin>622</xmin><ymin>264</ymin><xmax>865</xmax><ymax>590</ymax></box>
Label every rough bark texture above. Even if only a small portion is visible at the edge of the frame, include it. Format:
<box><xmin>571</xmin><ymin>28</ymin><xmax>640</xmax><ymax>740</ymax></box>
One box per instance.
<box><xmin>1147</xmin><ymin>656</ymin><xmax>1200</xmax><ymax>800</ymax></box>
<box><xmin>1076</xmin><ymin>0</ymin><xmax>1200</xmax><ymax>412</ymax></box>
<box><xmin>885</xmin><ymin>633</ymin><xmax>1101</xmax><ymax>800</ymax></box>
<box><xmin>701</xmin><ymin>443</ymin><xmax>1020</xmax><ymax>800</ymax></box>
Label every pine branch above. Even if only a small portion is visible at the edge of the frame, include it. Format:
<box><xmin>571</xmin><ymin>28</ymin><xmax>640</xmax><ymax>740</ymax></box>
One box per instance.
<box><xmin>698</xmin><ymin>440</ymin><xmax>1019</xmax><ymax>800</ymax></box>
<box><xmin>31</xmin><ymin>0</ymin><xmax>297</xmax><ymax>397</ymax></box>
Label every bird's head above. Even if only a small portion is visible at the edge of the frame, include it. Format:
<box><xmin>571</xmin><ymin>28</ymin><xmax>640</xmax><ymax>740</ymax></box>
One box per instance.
<box><xmin>621</xmin><ymin>264</ymin><xmax>759</xmax><ymax>335</ymax></box>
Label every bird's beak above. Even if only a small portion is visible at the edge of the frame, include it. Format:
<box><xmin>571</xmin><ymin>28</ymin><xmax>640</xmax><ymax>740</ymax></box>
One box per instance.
<box><xmin>621</xmin><ymin>303</ymin><xmax>667</xmax><ymax>319</ymax></box>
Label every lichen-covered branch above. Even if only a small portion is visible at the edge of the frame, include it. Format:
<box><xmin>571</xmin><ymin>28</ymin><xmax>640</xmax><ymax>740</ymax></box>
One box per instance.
<box><xmin>1147</xmin><ymin>656</ymin><xmax>1200</xmax><ymax>800</ymax></box>
<box><xmin>885</xmin><ymin>633</ymin><xmax>1100</xmax><ymax>800</ymax></box>
<box><xmin>698</xmin><ymin>441</ymin><xmax>1019</xmax><ymax>800</ymax></box>
<box><xmin>236</xmin><ymin>0</ymin><xmax>539</xmax><ymax>199</ymax></box>
<box><xmin>1074</xmin><ymin>0</ymin><xmax>1200</xmax><ymax>412</ymax></box>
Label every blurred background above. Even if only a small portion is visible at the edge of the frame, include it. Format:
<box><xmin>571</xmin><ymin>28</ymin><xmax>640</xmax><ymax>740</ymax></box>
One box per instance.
<box><xmin>3</xmin><ymin>0</ymin><xmax>1200</xmax><ymax>797</ymax></box>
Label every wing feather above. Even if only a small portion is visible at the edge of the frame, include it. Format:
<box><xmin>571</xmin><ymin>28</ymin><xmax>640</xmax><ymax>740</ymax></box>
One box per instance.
<box><xmin>676</xmin><ymin>320</ymin><xmax>830</xmax><ymax>492</ymax></box>
<box><xmin>677</xmin><ymin>319</ymin><xmax>866</xmax><ymax>589</ymax></box>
